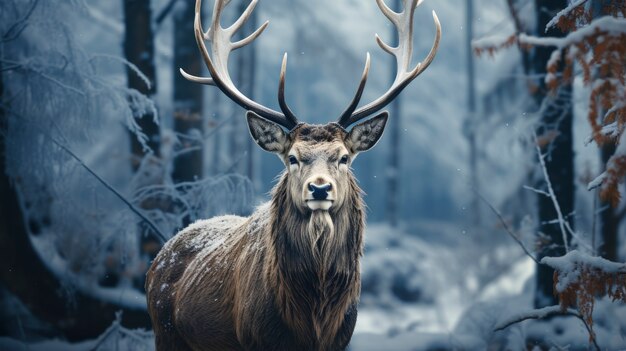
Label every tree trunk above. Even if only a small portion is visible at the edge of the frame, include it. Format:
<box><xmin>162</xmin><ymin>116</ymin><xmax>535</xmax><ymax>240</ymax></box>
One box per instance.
<box><xmin>244</xmin><ymin>4</ymin><xmax>257</xmax><ymax>183</ymax></box>
<box><xmin>533</xmin><ymin>0</ymin><xmax>574</xmax><ymax>309</ymax></box>
<box><xmin>124</xmin><ymin>0</ymin><xmax>160</xmax><ymax>164</ymax></box>
<box><xmin>211</xmin><ymin>91</ymin><xmax>222</xmax><ymax>175</ymax></box>
<box><xmin>593</xmin><ymin>0</ymin><xmax>618</xmax><ymax>262</ymax></box>
<box><xmin>172</xmin><ymin>0</ymin><xmax>204</xmax><ymax>228</ymax></box>
<box><xmin>123</xmin><ymin>0</ymin><xmax>162</xmax><ymax>279</ymax></box>
<box><xmin>599</xmin><ymin>144</ymin><xmax>618</xmax><ymax>260</ymax></box>
<box><xmin>465</xmin><ymin>0</ymin><xmax>480</xmax><ymax>230</ymax></box>
<box><xmin>228</xmin><ymin>0</ymin><xmax>256</xmax><ymax>178</ymax></box>
<box><xmin>386</xmin><ymin>0</ymin><xmax>401</xmax><ymax>227</ymax></box>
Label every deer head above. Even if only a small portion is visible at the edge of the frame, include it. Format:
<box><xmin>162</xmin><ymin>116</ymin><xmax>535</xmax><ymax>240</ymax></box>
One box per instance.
<box><xmin>181</xmin><ymin>0</ymin><xmax>441</xmax><ymax>213</ymax></box>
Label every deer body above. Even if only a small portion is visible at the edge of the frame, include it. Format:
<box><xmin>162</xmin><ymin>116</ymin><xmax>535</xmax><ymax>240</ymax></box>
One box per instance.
<box><xmin>147</xmin><ymin>125</ymin><xmax>367</xmax><ymax>350</ymax></box>
<box><xmin>147</xmin><ymin>0</ymin><xmax>440</xmax><ymax>349</ymax></box>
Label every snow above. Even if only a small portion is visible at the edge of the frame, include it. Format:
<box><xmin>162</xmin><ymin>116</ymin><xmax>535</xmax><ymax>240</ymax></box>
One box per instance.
<box><xmin>545</xmin><ymin>0</ymin><xmax>588</xmax><ymax>32</ymax></box>
<box><xmin>494</xmin><ymin>305</ymin><xmax>565</xmax><ymax>331</ymax></box>
<box><xmin>0</xmin><ymin>315</ymin><xmax>154</xmax><ymax>351</ymax></box>
<box><xmin>29</xmin><ymin>232</ymin><xmax>149</xmax><ymax>310</ymax></box>
<box><xmin>471</xmin><ymin>33</ymin><xmax>514</xmax><ymax>50</ymax></box>
<box><xmin>350</xmin><ymin>331</ymin><xmax>484</xmax><ymax>351</ymax></box>
<box><xmin>520</xmin><ymin>16</ymin><xmax>626</xmax><ymax>48</ymax></box>
<box><xmin>544</xmin><ymin>50</ymin><xmax>561</xmax><ymax>85</ymax></box>
<box><xmin>541</xmin><ymin>250</ymin><xmax>626</xmax><ymax>292</ymax></box>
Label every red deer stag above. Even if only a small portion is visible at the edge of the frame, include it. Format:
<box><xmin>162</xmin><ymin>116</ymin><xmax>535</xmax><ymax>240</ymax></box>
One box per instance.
<box><xmin>146</xmin><ymin>0</ymin><xmax>440</xmax><ymax>349</ymax></box>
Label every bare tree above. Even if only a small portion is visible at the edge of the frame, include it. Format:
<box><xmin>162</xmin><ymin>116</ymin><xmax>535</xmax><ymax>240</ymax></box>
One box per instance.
<box><xmin>532</xmin><ymin>0</ymin><xmax>574</xmax><ymax>308</ymax></box>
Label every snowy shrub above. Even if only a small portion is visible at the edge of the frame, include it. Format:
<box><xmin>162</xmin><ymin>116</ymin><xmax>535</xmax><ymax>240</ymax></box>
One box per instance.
<box><xmin>542</xmin><ymin>250</ymin><xmax>626</xmax><ymax>341</ymax></box>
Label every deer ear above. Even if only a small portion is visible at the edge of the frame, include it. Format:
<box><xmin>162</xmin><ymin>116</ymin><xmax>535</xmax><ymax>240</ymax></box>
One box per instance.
<box><xmin>346</xmin><ymin>112</ymin><xmax>388</xmax><ymax>153</ymax></box>
<box><xmin>246</xmin><ymin>111</ymin><xmax>289</xmax><ymax>153</ymax></box>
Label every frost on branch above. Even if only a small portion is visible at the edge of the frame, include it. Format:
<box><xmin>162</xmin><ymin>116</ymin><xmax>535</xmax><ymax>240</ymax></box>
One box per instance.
<box><xmin>472</xmin><ymin>34</ymin><xmax>517</xmax><ymax>58</ymax></box>
<box><xmin>519</xmin><ymin>11</ymin><xmax>626</xmax><ymax>206</ymax></box>
<box><xmin>473</xmin><ymin>8</ymin><xmax>626</xmax><ymax>196</ymax></box>
<box><xmin>0</xmin><ymin>0</ymin><xmax>254</xmax><ymax>308</ymax></box>
<box><xmin>541</xmin><ymin>250</ymin><xmax>626</xmax><ymax>341</ymax></box>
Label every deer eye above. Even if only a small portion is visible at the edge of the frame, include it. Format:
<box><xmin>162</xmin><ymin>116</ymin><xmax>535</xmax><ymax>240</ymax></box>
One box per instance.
<box><xmin>288</xmin><ymin>155</ymin><xmax>298</xmax><ymax>165</ymax></box>
<box><xmin>339</xmin><ymin>155</ymin><xmax>349</xmax><ymax>165</ymax></box>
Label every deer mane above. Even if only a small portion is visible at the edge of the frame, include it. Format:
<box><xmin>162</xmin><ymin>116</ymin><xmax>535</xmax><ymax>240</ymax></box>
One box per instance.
<box><xmin>262</xmin><ymin>171</ymin><xmax>365</xmax><ymax>346</ymax></box>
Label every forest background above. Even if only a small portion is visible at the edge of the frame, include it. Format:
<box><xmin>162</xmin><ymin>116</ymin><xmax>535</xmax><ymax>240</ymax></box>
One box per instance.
<box><xmin>1</xmin><ymin>0</ymin><xmax>625</xmax><ymax>349</ymax></box>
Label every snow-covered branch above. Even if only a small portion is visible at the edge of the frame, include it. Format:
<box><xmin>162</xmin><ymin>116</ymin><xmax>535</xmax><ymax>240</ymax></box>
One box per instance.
<box><xmin>545</xmin><ymin>0</ymin><xmax>588</xmax><ymax>32</ymax></box>
<box><xmin>587</xmin><ymin>172</ymin><xmax>606</xmax><ymax>191</ymax></box>
<box><xmin>520</xmin><ymin>17</ymin><xmax>626</xmax><ymax>48</ymax></box>
<box><xmin>494</xmin><ymin>305</ymin><xmax>600</xmax><ymax>351</ymax></box>
<box><xmin>475</xmin><ymin>191</ymin><xmax>540</xmax><ymax>264</ymax></box>
<box><xmin>541</xmin><ymin>250</ymin><xmax>626</xmax><ymax>282</ymax></box>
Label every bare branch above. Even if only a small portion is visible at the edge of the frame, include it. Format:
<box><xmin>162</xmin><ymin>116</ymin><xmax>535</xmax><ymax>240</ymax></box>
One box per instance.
<box><xmin>494</xmin><ymin>305</ymin><xmax>601</xmax><ymax>351</ymax></box>
<box><xmin>523</xmin><ymin>185</ymin><xmax>550</xmax><ymax>197</ymax></box>
<box><xmin>49</xmin><ymin>138</ymin><xmax>168</xmax><ymax>243</ymax></box>
<box><xmin>1</xmin><ymin>0</ymin><xmax>39</xmax><ymax>42</ymax></box>
<box><xmin>534</xmin><ymin>132</ymin><xmax>570</xmax><ymax>252</ymax></box>
<box><xmin>475</xmin><ymin>190</ymin><xmax>540</xmax><ymax>264</ymax></box>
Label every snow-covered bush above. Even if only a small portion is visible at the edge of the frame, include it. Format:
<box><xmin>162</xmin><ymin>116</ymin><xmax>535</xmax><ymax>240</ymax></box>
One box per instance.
<box><xmin>1</xmin><ymin>0</ymin><xmax>253</xmax><ymax>307</ymax></box>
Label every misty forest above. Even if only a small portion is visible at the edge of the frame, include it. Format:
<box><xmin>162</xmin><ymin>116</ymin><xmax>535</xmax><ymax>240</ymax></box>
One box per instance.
<box><xmin>1</xmin><ymin>0</ymin><xmax>626</xmax><ymax>350</ymax></box>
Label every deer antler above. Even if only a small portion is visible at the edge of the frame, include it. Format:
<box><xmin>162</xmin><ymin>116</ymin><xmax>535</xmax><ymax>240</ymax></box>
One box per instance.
<box><xmin>337</xmin><ymin>0</ymin><xmax>441</xmax><ymax>128</ymax></box>
<box><xmin>181</xmin><ymin>0</ymin><xmax>299</xmax><ymax>130</ymax></box>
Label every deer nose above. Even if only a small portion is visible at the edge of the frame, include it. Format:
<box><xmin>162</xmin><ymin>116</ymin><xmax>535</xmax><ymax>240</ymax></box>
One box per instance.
<box><xmin>308</xmin><ymin>183</ymin><xmax>332</xmax><ymax>200</ymax></box>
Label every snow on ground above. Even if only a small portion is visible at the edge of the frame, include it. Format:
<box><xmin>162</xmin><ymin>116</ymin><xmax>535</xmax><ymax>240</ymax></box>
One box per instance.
<box><xmin>0</xmin><ymin>313</ymin><xmax>154</xmax><ymax>351</ymax></box>
<box><xmin>355</xmin><ymin>223</ymin><xmax>535</xmax><ymax>336</ymax></box>
<box><xmin>356</xmin><ymin>223</ymin><xmax>465</xmax><ymax>334</ymax></box>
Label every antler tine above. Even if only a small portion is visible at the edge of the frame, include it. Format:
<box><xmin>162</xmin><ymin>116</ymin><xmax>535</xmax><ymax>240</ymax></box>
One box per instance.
<box><xmin>181</xmin><ymin>0</ymin><xmax>299</xmax><ymax>130</ymax></box>
<box><xmin>375</xmin><ymin>0</ymin><xmax>400</xmax><ymax>26</ymax></box>
<box><xmin>278</xmin><ymin>54</ymin><xmax>299</xmax><ymax>127</ymax></box>
<box><xmin>337</xmin><ymin>53</ymin><xmax>371</xmax><ymax>128</ymax></box>
<box><xmin>227</xmin><ymin>0</ymin><xmax>258</xmax><ymax>34</ymax></box>
<box><xmin>232</xmin><ymin>21</ymin><xmax>269</xmax><ymax>50</ymax></box>
<box><xmin>338</xmin><ymin>0</ymin><xmax>441</xmax><ymax>128</ymax></box>
<box><xmin>410</xmin><ymin>11</ymin><xmax>441</xmax><ymax>77</ymax></box>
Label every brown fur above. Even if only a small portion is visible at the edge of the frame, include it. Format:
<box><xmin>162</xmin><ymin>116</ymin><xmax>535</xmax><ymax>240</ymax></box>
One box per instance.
<box><xmin>146</xmin><ymin>124</ymin><xmax>366</xmax><ymax>351</ymax></box>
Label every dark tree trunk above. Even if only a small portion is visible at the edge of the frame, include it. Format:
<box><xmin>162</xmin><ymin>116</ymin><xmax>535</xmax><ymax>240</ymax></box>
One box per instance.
<box><xmin>123</xmin><ymin>0</ymin><xmax>161</xmax><ymax>277</ymax></box>
<box><xmin>211</xmin><ymin>91</ymin><xmax>222</xmax><ymax>175</ymax></box>
<box><xmin>172</xmin><ymin>0</ymin><xmax>204</xmax><ymax>207</ymax></box>
<box><xmin>124</xmin><ymin>0</ymin><xmax>160</xmax><ymax>165</ymax></box>
<box><xmin>593</xmin><ymin>0</ymin><xmax>618</xmax><ymax>262</ymax></box>
<box><xmin>0</xmin><ymin>56</ymin><xmax>151</xmax><ymax>343</ymax></box>
<box><xmin>599</xmin><ymin>144</ymin><xmax>618</xmax><ymax>260</ymax></box>
<box><xmin>228</xmin><ymin>0</ymin><xmax>256</xmax><ymax>179</ymax></box>
<box><xmin>533</xmin><ymin>0</ymin><xmax>574</xmax><ymax>309</ymax></box>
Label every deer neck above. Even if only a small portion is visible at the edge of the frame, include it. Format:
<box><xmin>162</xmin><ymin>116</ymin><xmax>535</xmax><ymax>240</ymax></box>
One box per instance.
<box><xmin>266</xmin><ymin>173</ymin><xmax>364</xmax><ymax>344</ymax></box>
<box><xmin>269</xmin><ymin>173</ymin><xmax>364</xmax><ymax>274</ymax></box>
